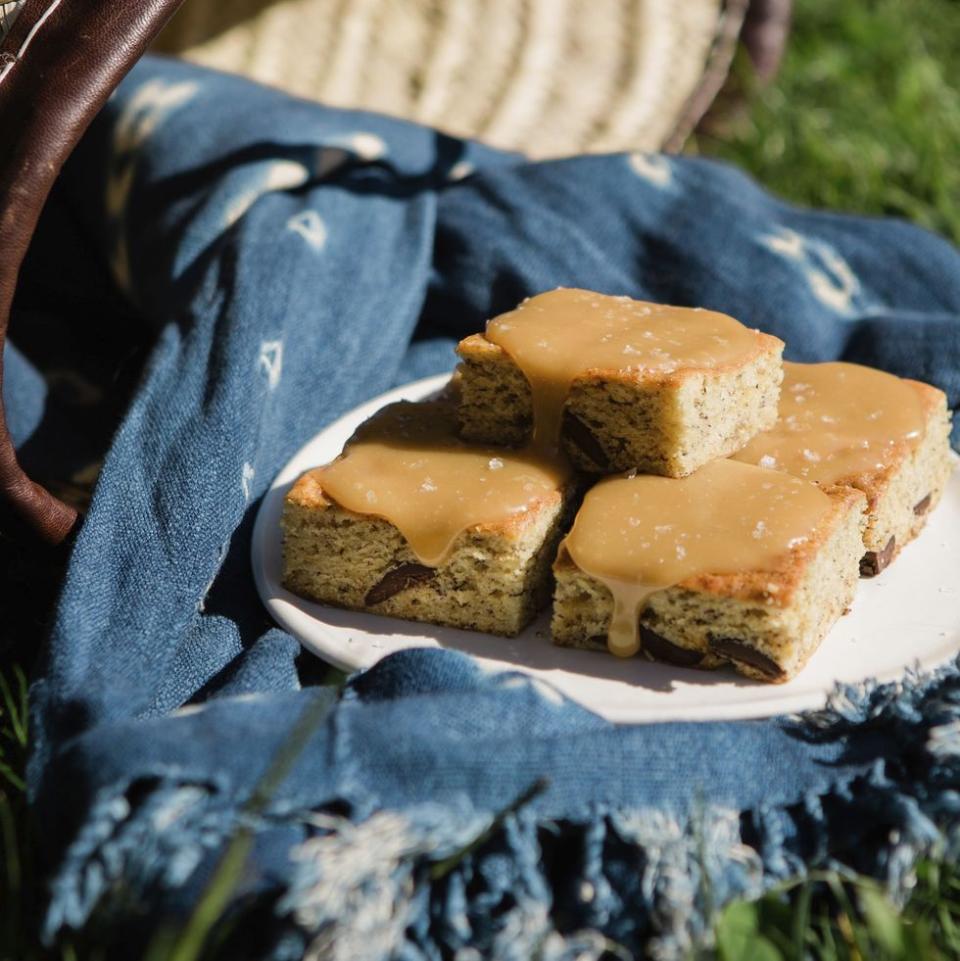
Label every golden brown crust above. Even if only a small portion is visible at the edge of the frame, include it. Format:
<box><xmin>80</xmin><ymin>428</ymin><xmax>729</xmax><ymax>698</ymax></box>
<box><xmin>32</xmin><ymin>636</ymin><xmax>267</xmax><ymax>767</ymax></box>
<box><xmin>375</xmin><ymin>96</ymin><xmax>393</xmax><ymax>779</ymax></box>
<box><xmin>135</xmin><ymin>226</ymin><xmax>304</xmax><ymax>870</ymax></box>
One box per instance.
<box><xmin>286</xmin><ymin>469</ymin><xmax>331</xmax><ymax>510</ymax></box>
<box><xmin>824</xmin><ymin>383</ymin><xmax>948</xmax><ymax>511</ymax></box>
<box><xmin>456</xmin><ymin>328</ymin><xmax>784</xmax><ymax>477</ymax></box>
<box><xmin>553</xmin><ymin>484</ymin><xmax>866</xmax><ymax>609</ymax></box>
<box><xmin>285</xmin><ymin>467</ymin><xmax>570</xmax><ymax>544</ymax></box>
<box><xmin>456</xmin><ymin>329</ymin><xmax>784</xmax><ymax>388</ymax></box>
<box><xmin>905</xmin><ymin>378</ymin><xmax>947</xmax><ymax>414</ymax></box>
<box><xmin>282</xmin><ymin>462</ymin><xmax>579</xmax><ymax>638</ymax></box>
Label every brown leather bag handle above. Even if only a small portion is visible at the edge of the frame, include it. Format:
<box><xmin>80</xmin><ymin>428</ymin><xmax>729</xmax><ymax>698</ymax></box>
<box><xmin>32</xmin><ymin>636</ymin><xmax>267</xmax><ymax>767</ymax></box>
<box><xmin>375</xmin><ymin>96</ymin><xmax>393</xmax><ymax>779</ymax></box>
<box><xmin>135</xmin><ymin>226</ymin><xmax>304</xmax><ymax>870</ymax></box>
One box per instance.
<box><xmin>0</xmin><ymin>0</ymin><xmax>185</xmax><ymax>544</ymax></box>
<box><xmin>664</xmin><ymin>0</ymin><xmax>792</xmax><ymax>152</ymax></box>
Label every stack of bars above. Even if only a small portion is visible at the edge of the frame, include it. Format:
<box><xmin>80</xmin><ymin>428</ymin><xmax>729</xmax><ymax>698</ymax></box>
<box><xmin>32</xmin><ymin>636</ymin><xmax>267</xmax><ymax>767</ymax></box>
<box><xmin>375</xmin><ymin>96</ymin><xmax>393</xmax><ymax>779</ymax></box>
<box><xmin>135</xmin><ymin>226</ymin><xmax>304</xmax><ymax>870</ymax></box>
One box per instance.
<box><xmin>283</xmin><ymin>289</ymin><xmax>954</xmax><ymax>683</ymax></box>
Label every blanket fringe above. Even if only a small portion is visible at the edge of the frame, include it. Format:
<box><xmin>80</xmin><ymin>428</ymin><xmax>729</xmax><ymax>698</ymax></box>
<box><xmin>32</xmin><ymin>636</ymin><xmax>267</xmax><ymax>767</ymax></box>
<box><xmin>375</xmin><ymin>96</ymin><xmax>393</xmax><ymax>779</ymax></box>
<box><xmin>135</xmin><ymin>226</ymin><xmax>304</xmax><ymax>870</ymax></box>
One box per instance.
<box><xmin>43</xmin><ymin>657</ymin><xmax>960</xmax><ymax>959</ymax></box>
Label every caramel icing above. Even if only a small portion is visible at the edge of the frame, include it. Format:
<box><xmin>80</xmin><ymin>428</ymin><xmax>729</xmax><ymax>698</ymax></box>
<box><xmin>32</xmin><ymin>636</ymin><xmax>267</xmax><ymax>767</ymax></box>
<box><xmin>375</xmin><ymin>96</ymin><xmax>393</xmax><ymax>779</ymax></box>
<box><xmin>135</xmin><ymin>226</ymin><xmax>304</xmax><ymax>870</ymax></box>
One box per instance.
<box><xmin>732</xmin><ymin>361</ymin><xmax>925</xmax><ymax>485</ymax></box>
<box><xmin>317</xmin><ymin>401</ymin><xmax>570</xmax><ymax>566</ymax></box>
<box><xmin>561</xmin><ymin>459</ymin><xmax>833</xmax><ymax>657</ymax></box>
<box><xmin>484</xmin><ymin>288</ymin><xmax>765</xmax><ymax>450</ymax></box>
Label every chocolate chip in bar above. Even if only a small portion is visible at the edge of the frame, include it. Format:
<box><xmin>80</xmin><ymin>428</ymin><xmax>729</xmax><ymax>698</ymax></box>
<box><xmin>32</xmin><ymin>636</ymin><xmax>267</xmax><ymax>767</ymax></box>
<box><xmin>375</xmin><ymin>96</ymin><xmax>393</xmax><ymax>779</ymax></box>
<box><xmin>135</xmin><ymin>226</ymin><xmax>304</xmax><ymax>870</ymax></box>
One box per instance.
<box><xmin>913</xmin><ymin>493</ymin><xmax>932</xmax><ymax>516</ymax></box>
<box><xmin>365</xmin><ymin>563</ymin><xmax>437</xmax><ymax>605</ymax></box>
<box><xmin>640</xmin><ymin>625</ymin><xmax>705</xmax><ymax>667</ymax></box>
<box><xmin>708</xmin><ymin>636</ymin><xmax>786</xmax><ymax>682</ymax></box>
<box><xmin>562</xmin><ymin>410</ymin><xmax>610</xmax><ymax>470</ymax></box>
<box><xmin>859</xmin><ymin>535</ymin><xmax>896</xmax><ymax>577</ymax></box>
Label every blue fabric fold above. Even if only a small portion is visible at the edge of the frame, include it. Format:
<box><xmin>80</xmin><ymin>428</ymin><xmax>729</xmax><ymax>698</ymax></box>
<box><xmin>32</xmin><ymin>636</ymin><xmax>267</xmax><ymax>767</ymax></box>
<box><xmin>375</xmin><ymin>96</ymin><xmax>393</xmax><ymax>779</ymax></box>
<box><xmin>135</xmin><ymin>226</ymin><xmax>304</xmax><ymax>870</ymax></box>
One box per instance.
<box><xmin>14</xmin><ymin>56</ymin><xmax>960</xmax><ymax>957</ymax></box>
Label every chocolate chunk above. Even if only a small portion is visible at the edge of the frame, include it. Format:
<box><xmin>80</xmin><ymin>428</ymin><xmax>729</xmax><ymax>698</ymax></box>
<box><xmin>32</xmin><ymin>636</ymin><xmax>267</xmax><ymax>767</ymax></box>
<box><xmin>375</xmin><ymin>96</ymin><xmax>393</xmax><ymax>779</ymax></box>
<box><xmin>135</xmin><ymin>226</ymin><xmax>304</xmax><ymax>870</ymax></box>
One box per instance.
<box><xmin>708</xmin><ymin>636</ymin><xmax>786</xmax><ymax>681</ymax></box>
<box><xmin>640</xmin><ymin>625</ymin><xmax>705</xmax><ymax>667</ymax></box>
<box><xmin>562</xmin><ymin>411</ymin><xmax>609</xmax><ymax>469</ymax></box>
<box><xmin>913</xmin><ymin>493</ymin><xmax>932</xmax><ymax>516</ymax></box>
<box><xmin>859</xmin><ymin>535</ymin><xmax>896</xmax><ymax>577</ymax></box>
<box><xmin>365</xmin><ymin>563</ymin><xmax>436</xmax><ymax>605</ymax></box>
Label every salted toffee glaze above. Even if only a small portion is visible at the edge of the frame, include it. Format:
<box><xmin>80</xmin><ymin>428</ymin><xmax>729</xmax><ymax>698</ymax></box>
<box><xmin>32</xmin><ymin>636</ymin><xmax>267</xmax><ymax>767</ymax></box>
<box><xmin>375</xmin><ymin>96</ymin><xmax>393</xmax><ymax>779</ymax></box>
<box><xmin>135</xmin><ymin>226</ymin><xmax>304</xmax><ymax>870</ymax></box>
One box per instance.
<box><xmin>484</xmin><ymin>287</ymin><xmax>764</xmax><ymax>451</ymax></box>
<box><xmin>733</xmin><ymin>361</ymin><xmax>926</xmax><ymax>484</ymax></box>
<box><xmin>317</xmin><ymin>401</ymin><xmax>569</xmax><ymax>567</ymax></box>
<box><xmin>562</xmin><ymin>460</ymin><xmax>833</xmax><ymax>657</ymax></box>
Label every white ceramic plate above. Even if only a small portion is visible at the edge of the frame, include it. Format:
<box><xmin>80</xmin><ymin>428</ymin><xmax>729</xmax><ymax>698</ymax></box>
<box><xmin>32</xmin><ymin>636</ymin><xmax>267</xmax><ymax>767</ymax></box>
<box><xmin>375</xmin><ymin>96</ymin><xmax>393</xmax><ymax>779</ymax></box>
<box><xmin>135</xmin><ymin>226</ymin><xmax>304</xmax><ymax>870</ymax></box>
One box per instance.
<box><xmin>252</xmin><ymin>374</ymin><xmax>960</xmax><ymax>723</ymax></box>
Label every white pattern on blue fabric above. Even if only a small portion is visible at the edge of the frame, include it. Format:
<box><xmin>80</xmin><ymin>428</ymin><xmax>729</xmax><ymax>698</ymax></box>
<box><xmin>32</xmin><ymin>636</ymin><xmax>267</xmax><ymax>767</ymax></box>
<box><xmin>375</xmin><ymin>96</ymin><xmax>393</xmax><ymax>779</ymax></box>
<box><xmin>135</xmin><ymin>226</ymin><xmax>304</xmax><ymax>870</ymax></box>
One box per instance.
<box><xmin>759</xmin><ymin>226</ymin><xmax>868</xmax><ymax>315</ymax></box>
<box><xmin>223</xmin><ymin>160</ymin><xmax>310</xmax><ymax>228</ymax></box>
<box><xmin>241</xmin><ymin>462</ymin><xmax>256</xmax><ymax>501</ymax></box>
<box><xmin>106</xmin><ymin>79</ymin><xmax>199</xmax><ymax>290</ymax></box>
<box><xmin>342</xmin><ymin>132</ymin><xmax>387</xmax><ymax>161</ymax></box>
<box><xmin>628</xmin><ymin>153</ymin><xmax>673</xmax><ymax>188</ymax></box>
<box><xmin>313</xmin><ymin>132</ymin><xmax>388</xmax><ymax>180</ymax></box>
<box><xmin>285</xmin><ymin>809</ymin><xmax>489</xmax><ymax>961</ymax></box>
<box><xmin>258</xmin><ymin>340</ymin><xmax>284</xmax><ymax>390</ymax></box>
<box><xmin>287</xmin><ymin>210</ymin><xmax>328</xmax><ymax>250</ymax></box>
<box><xmin>761</xmin><ymin>227</ymin><xmax>805</xmax><ymax>260</ymax></box>
<box><xmin>112</xmin><ymin>79</ymin><xmax>200</xmax><ymax>160</ymax></box>
<box><xmin>447</xmin><ymin>160</ymin><xmax>475</xmax><ymax>182</ymax></box>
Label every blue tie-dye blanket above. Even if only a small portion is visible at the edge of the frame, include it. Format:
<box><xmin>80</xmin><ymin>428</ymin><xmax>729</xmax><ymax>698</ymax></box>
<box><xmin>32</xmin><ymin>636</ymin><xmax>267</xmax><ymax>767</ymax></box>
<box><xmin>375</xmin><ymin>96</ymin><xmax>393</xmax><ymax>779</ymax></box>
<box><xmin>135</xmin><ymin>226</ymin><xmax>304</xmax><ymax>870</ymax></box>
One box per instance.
<box><xmin>6</xmin><ymin>55</ymin><xmax>960</xmax><ymax>959</ymax></box>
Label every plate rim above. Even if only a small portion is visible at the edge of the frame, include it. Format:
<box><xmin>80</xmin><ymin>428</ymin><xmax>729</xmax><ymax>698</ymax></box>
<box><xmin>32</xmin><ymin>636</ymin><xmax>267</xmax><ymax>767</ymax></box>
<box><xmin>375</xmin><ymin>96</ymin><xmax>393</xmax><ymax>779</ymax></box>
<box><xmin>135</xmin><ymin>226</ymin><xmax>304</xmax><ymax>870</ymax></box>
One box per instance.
<box><xmin>252</xmin><ymin>373</ymin><xmax>960</xmax><ymax>723</ymax></box>
<box><xmin>251</xmin><ymin>373</ymin><xmax>452</xmax><ymax>679</ymax></box>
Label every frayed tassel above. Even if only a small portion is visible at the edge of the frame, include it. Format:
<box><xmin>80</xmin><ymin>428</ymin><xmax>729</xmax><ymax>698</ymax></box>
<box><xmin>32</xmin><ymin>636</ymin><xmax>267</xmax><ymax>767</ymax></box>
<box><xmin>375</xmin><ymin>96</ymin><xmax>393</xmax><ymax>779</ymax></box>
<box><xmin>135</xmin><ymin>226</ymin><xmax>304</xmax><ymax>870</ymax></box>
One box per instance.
<box><xmin>42</xmin><ymin>656</ymin><xmax>960</xmax><ymax>959</ymax></box>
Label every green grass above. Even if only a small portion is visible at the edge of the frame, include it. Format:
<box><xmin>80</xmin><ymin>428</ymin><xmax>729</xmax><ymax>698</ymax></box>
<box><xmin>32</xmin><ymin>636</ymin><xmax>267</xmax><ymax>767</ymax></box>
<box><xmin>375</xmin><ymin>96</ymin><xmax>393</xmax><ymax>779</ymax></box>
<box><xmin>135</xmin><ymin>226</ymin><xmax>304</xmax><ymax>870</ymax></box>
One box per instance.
<box><xmin>707</xmin><ymin>864</ymin><xmax>960</xmax><ymax>961</ymax></box>
<box><xmin>1</xmin><ymin>666</ymin><xmax>62</xmax><ymax>961</ymax></box>
<box><xmin>3</xmin><ymin>0</ymin><xmax>960</xmax><ymax>958</ymax></box>
<box><xmin>694</xmin><ymin>0</ymin><xmax>960</xmax><ymax>246</ymax></box>
<box><xmin>1</xmin><ymin>666</ymin><xmax>31</xmax><ymax>959</ymax></box>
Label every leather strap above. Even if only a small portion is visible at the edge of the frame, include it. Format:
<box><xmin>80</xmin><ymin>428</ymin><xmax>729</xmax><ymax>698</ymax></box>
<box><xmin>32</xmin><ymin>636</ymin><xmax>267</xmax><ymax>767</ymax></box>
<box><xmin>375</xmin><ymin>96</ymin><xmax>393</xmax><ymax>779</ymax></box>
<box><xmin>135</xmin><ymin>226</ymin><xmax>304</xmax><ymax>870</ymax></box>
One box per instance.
<box><xmin>0</xmin><ymin>0</ymin><xmax>185</xmax><ymax>544</ymax></box>
<box><xmin>742</xmin><ymin>0</ymin><xmax>793</xmax><ymax>82</ymax></box>
<box><xmin>664</xmin><ymin>0</ymin><xmax>793</xmax><ymax>153</ymax></box>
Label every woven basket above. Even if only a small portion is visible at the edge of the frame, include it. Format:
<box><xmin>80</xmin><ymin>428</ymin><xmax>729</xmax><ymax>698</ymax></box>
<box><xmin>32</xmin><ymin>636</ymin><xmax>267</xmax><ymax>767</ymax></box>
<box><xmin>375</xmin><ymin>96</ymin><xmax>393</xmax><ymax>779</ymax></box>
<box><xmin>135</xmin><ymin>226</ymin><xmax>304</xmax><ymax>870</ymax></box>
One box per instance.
<box><xmin>155</xmin><ymin>0</ymin><xmax>726</xmax><ymax>157</ymax></box>
<box><xmin>0</xmin><ymin>1</ymin><xmax>25</xmax><ymax>42</ymax></box>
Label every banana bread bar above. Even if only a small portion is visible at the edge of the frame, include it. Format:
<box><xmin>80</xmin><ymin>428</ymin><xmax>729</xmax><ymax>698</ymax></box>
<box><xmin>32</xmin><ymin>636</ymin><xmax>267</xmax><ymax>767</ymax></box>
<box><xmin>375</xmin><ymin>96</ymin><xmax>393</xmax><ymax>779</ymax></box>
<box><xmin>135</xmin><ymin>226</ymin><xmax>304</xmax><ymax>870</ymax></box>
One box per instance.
<box><xmin>732</xmin><ymin>361</ymin><xmax>953</xmax><ymax>575</ymax></box>
<box><xmin>282</xmin><ymin>401</ymin><xmax>576</xmax><ymax>636</ymax></box>
<box><xmin>456</xmin><ymin>288</ymin><xmax>784</xmax><ymax>477</ymax></box>
<box><xmin>551</xmin><ymin>459</ymin><xmax>866</xmax><ymax>683</ymax></box>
